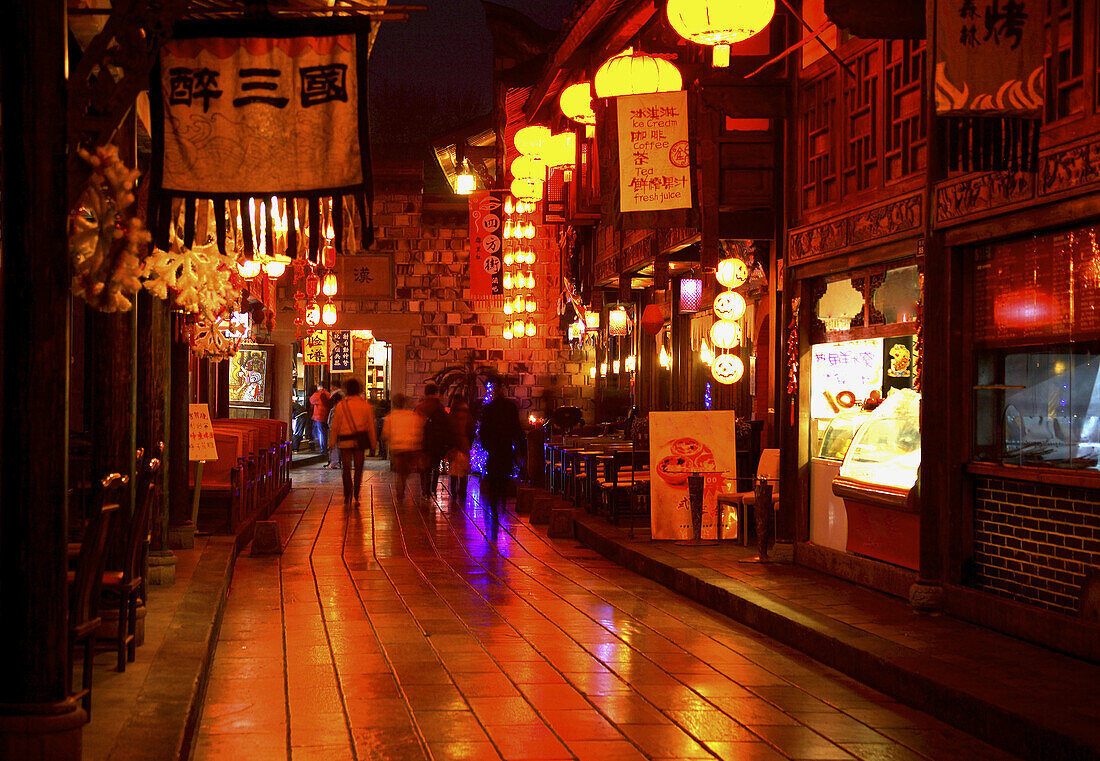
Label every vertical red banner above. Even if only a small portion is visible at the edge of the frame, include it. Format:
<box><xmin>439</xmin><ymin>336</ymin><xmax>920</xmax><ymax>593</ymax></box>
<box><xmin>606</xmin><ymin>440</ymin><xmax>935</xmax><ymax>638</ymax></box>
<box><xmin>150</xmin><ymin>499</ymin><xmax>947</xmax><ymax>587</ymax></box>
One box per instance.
<box><xmin>469</xmin><ymin>190</ymin><xmax>504</xmax><ymax>298</ymax></box>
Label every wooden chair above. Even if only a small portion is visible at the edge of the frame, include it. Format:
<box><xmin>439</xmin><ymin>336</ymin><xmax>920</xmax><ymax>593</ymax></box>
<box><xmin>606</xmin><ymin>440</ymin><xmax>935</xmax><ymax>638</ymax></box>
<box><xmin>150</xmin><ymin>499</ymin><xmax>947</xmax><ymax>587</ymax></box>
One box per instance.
<box><xmin>68</xmin><ymin>474</ymin><xmax>124</xmax><ymax>717</ymax></box>
<box><xmin>717</xmin><ymin>448</ymin><xmax>780</xmax><ymax>545</ymax></box>
<box><xmin>101</xmin><ymin>457</ymin><xmax>160</xmax><ymax>672</ymax></box>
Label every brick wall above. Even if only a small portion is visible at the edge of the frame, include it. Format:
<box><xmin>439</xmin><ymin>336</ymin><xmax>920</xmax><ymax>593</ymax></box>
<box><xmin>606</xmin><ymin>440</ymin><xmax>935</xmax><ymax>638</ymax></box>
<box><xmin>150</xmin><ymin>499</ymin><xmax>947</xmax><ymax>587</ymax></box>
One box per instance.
<box><xmin>329</xmin><ymin>161</ymin><xmax>593</xmax><ymax>420</ymax></box>
<box><xmin>971</xmin><ymin>476</ymin><xmax>1100</xmax><ymax>615</ymax></box>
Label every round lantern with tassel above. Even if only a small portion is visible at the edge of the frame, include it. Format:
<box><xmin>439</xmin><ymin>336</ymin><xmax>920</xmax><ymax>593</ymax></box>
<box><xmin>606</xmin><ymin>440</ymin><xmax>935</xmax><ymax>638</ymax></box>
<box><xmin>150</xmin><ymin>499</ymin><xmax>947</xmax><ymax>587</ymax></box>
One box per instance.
<box><xmin>665</xmin><ymin>0</ymin><xmax>776</xmax><ymax>68</ymax></box>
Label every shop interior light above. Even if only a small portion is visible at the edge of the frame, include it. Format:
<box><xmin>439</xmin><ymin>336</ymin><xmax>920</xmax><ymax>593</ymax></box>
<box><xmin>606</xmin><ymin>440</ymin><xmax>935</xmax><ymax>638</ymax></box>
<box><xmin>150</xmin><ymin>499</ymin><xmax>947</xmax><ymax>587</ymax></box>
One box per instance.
<box><xmin>679</xmin><ymin>277</ymin><xmax>703</xmax><ymax>312</ymax></box>
<box><xmin>716</xmin><ymin>257</ymin><xmax>749</xmax><ymax>288</ymax></box>
<box><xmin>713</xmin><ymin>290</ymin><xmax>747</xmax><ymax>321</ymax></box>
<box><xmin>625</xmin><ymin>354</ymin><xmax>636</xmax><ymax>372</ymax></box>
<box><xmin>594</xmin><ymin>47</ymin><xmax>683</xmax><ymax>98</ymax></box>
<box><xmin>590</xmin><ymin>365</ymin><xmax>597</xmax><ymax>378</ymax></box>
<box><xmin>665</xmin><ymin>0</ymin><xmax>776</xmax><ymax>68</ymax></box>
<box><xmin>612</xmin><ymin>359</ymin><xmax>620</xmax><ymax>374</ymax></box>
<box><xmin>321</xmin><ymin>301</ymin><xmax>337</xmax><ymax>326</ymax></box>
<box><xmin>600</xmin><ymin>362</ymin><xmax>608</xmax><ymax>375</ymax></box>
<box><xmin>659</xmin><ymin>345</ymin><xmax>672</xmax><ymax>369</ymax></box>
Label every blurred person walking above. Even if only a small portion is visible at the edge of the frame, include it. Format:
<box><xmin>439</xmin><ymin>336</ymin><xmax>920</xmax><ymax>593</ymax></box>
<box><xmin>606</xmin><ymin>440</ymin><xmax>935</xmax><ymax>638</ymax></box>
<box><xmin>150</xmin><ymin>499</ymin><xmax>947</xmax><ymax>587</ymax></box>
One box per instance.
<box><xmin>329</xmin><ymin>379</ymin><xmax>377</xmax><ymax>508</ymax></box>
<box><xmin>415</xmin><ymin>382</ymin><xmax>451</xmax><ymax>502</ymax></box>
<box><xmin>309</xmin><ymin>384</ymin><xmax>332</xmax><ymax>459</ymax></box>
<box><xmin>323</xmin><ymin>380</ymin><xmax>346</xmax><ymax>469</ymax></box>
<box><xmin>478</xmin><ymin>383</ymin><xmax>524</xmax><ymax>517</ymax></box>
<box><xmin>447</xmin><ymin>394</ymin><xmax>476</xmax><ymax>506</ymax></box>
<box><xmin>382</xmin><ymin>393</ymin><xmax>424</xmax><ymax>506</ymax></box>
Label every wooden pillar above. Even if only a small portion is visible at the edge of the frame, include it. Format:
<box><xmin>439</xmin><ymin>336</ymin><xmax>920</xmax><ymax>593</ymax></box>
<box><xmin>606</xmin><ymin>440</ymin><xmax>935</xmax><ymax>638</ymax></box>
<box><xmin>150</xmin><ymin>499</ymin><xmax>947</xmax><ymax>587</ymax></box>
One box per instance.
<box><xmin>167</xmin><ymin>314</ymin><xmax>194</xmax><ymax>548</ymax></box>
<box><xmin>138</xmin><ymin>292</ymin><xmax>176</xmax><ymax>583</ymax></box>
<box><xmin>0</xmin><ymin>1</ymin><xmax>87</xmax><ymax>757</ymax></box>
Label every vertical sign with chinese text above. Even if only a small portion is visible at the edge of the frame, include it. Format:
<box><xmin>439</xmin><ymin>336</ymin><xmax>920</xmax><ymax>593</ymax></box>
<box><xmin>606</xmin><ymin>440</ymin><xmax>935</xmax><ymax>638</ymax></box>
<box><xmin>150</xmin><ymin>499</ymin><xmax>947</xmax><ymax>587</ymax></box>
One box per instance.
<box><xmin>188</xmin><ymin>403</ymin><xmax>219</xmax><ymax>461</ymax></box>
<box><xmin>468</xmin><ymin>190</ymin><xmax>504</xmax><ymax>298</ymax></box>
<box><xmin>329</xmin><ymin>330</ymin><xmax>353</xmax><ymax>373</ymax></box>
<box><xmin>303</xmin><ymin>331</ymin><xmax>329</xmax><ymax>365</ymax></box>
<box><xmin>617</xmin><ymin>91</ymin><xmax>691</xmax><ymax>213</ymax></box>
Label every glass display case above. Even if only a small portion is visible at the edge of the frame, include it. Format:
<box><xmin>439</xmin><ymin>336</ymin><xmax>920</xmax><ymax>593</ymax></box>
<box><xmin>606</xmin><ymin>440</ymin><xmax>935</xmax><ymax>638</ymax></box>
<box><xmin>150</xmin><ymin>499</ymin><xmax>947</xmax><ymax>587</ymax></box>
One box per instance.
<box><xmin>832</xmin><ymin>388</ymin><xmax>922</xmax><ymax>570</ymax></box>
<box><xmin>816</xmin><ymin>410</ymin><xmax>870</xmax><ymax>462</ymax></box>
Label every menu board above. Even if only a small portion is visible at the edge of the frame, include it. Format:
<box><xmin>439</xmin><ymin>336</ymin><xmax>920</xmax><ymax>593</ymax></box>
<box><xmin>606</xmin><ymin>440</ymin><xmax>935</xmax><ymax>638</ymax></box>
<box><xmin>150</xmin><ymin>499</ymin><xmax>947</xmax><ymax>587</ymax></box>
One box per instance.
<box><xmin>616</xmin><ymin>91</ymin><xmax>691</xmax><ymax>213</ymax></box>
<box><xmin>810</xmin><ymin>339</ymin><xmax>883</xmax><ymax>420</ymax></box>
<box><xmin>973</xmin><ymin>227</ymin><xmax>1100</xmax><ymax>343</ymax></box>
<box><xmin>188</xmin><ymin>404</ymin><xmax>218</xmax><ymax>462</ymax></box>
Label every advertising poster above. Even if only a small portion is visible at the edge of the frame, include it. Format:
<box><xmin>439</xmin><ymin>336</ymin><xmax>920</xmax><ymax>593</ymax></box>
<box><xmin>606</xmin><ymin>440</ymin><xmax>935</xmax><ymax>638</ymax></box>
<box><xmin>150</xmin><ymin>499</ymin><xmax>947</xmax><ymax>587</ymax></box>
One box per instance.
<box><xmin>649</xmin><ymin>411</ymin><xmax>737</xmax><ymax>540</ymax></box>
<box><xmin>810</xmin><ymin>339</ymin><xmax>883</xmax><ymax>420</ymax></box>
<box><xmin>329</xmin><ymin>330</ymin><xmax>353</xmax><ymax>373</ymax></box>
<box><xmin>228</xmin><ymin>344</ymin><xmax>270</xmax><ymax>405</ymax></box>
<box><xmin>468</xmin><ymin>190</ymin><xmax>504</xmax><ymax>297</ymax></box>
<box><xmin>616</xmin><ymin>90</ymin><xmax>691</xmax><ymax>213</ymax></box>
<box><xmin>303</xmin><ymin>331</ymin><xmax>328</xmax><ymax>365</ymax></box>
<box><xmin>188</xmin><ymin>403</ymin><xmax>218</xmax><ymax>462</ymax></box>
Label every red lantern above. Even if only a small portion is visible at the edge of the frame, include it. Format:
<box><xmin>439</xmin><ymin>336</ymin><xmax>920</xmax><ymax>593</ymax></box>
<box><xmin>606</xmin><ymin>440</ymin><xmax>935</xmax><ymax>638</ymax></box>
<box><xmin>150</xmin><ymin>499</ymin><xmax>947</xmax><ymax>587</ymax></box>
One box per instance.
<box><xmin>306</xmin><ymin>274</ymin><xmax>320</xmax><ymax>298</ymax></box>
<box><xmin>321</xmin><ymin>244</ymin><xmax>336</xmax><ymax>269</ymax></box>
<box><xmin>641</xmin><ymin>304</ymin><xmax>665</xmax><ymax>336</ymax></box>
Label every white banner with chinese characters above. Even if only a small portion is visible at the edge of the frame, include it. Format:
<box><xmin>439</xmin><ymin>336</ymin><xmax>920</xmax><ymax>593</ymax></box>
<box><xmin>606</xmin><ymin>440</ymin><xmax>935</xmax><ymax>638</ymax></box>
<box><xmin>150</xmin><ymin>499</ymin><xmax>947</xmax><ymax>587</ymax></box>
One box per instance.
<box><xmin>616</xmin><ymin>91</ymin><xmax>691</xmax><ymax>213</ymax></box>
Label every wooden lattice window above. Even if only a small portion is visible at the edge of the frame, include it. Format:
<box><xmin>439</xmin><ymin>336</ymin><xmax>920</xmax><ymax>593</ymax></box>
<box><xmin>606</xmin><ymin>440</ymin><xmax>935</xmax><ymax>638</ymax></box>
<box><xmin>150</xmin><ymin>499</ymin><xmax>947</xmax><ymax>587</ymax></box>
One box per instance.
<box><xmin>884</xmin><ymin>39</ymin><xmax>926</xmax><ymax>182</ymax></box>
<box><xmin>801</xmin><ymin>73</ymin><xmax>838</xmax><ymax>211</ymax></box>
<box><xmin>1047</xmin><ymin>0</ymin><xmax>1084</xmax><ymax>122</ymax></box>
<box><xmin>842</xmin><ymin>47</ymin><xmax>880</xmax><ymax>196</ymax></box>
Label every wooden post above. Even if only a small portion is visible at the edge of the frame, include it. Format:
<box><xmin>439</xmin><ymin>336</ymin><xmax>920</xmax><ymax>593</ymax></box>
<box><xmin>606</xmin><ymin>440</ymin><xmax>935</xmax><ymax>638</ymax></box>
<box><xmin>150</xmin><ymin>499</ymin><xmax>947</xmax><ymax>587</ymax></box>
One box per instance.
<box><xmin>138</xmin><ymin>291</ymin><xmax>176</xmax><ymax>583</ymax></box>
<box><xmin>0</xmin><ymin>2</ymin><xmax>87</xmax><ymax>757</ymax></box>
<box><xmin>167</xmin><ymin>314</ymin><xmax>194</xmax><ymax>548</ymax></box>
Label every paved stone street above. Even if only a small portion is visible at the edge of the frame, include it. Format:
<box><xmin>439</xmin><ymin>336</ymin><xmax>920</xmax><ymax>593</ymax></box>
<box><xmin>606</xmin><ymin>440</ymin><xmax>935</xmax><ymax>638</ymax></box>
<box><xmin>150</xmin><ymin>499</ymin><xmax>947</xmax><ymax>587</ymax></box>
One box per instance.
<box><xmin>193</xmin><ymin>466</ymin><xmax>1020</xmax><ymax>761</ymax></box>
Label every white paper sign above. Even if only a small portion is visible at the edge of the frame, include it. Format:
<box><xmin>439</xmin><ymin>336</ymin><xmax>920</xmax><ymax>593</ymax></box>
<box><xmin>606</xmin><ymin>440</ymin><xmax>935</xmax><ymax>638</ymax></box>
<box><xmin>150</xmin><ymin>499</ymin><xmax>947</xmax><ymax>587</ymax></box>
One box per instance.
<box><xmin>649</xmin><ymin>411</ymin><xmax>737</xmax><ymax>540</ymax></box>
<box><xmin>617</xmin><ymin>90</ymin><xmax>691</xmax><ymax>213</ymax></box>
<box><xmin>188</xmin><ymin>403</ymin><xmax>219</xmax><ymax>462</ymax></box>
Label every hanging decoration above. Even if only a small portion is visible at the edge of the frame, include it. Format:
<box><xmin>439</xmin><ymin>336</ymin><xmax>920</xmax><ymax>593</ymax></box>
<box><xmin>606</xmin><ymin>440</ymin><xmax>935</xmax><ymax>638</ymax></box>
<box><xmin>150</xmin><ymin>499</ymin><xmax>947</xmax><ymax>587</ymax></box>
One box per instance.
<box><xmin>149</xmin><ymin>18</ymin><xmax>375</xmax><ymax>256</ymax></box>
<box><xmin>500</xmin><ymin>193</ymin><xmax>537</xmax><ymax>340</ymax></box>
<box><xmin>559</xmin><ymin>82</ymin><xmax>596</xmax><ymax>136</ymax></box>
<box><xmin>709</xmin><ymin>254</ymin><xmax>750</xmax><ymax>385</ymax></box>
<box><xmin>608</xmin><ymin>306</ymin><xmax>631</xmax><ymax>337</ymax></box>
<box><xmin>190</xmin><ymin>311</ymin><xmax>246</xmax><ymax>362</ymax></box>
<box><xmin>641</xmin><ymin>303</ymin><xmax>665</xmax><ymax>336</ymax></box>
<box><xmin>665</xmin><ymin>0</ymin><xmax>775</xmax><ymax>68</ymax></box>
<box><xmin>69</xmin><ymin>145</ymin><xmax>151</xmax><ymax>312</ymax></box>
<box><xmin>914</xmin><ymin>273</ymin><xmax>923</xmax><ymax>393</ymax></box>
<box><xmin>934</xmin><ymin>0</ymin><xmax>1045</xmax><ymax>172</ymax></box>
<box><xmin>594</xmin><ymin>47</ymin><xmax>682</xmax><ymax>98</ymax></box>
<box><xmin>712</xmin><ymin>354</ymin><xmax>745</xmax><ymax>385</ymax></box>
<box><xmin>679</xmin><ymin>276</ymin><xmax>703</xmax><ymax>312</ymax></box>
<box><xmin>141</xmin><ymin>235</ymin><xmax>240</xmax><ymax>317</ymax></box>
<box><xmin>469</xmin><ymin>189</ymin><xmax>506</xmax><ymax>299</ymax></box>
<box><xmin>716</xmin><ymin>256</ymin><xmax>749</xmax><ymax>289</ymax></box>
<box><xmin>787</xmin><ymin>296</ymin><xmax>801</xmax><ymax>424</ymax></box>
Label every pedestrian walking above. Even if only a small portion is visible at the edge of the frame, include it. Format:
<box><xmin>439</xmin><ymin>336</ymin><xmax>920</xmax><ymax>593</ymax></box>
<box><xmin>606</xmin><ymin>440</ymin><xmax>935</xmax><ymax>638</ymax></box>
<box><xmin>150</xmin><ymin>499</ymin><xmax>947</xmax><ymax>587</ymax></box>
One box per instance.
<box><xmin>382</xmin><ymin>393</ymin><xmax>424</xmax><ymax>506</ymax></box>
<box><xmin>415</xmin><ymin>382</ymin><xmax>451</xmax><ymax>501</ymax></box>
<box><xmin>309</xmin><ymin>384</ymin><xmax>332</xmax><ymax>458</ymax></box>
<box><xmin>329</xmin><ymin>379</ymin><xmax>377</xmax><ymax>508</ymax></box>
<box><xmin>478</xmin><ymin>383</ymin><xmax>524</xmax><ymax>517</ymax></box>
<box><xmin>324</xmin><ymin>380</ymin><xmax>346</xmax><ymax>469</ymax></box>
<box><xmin>447</xmin><ymin>394</ymin><xmax>476</xmax><ymax>506</ymax></box>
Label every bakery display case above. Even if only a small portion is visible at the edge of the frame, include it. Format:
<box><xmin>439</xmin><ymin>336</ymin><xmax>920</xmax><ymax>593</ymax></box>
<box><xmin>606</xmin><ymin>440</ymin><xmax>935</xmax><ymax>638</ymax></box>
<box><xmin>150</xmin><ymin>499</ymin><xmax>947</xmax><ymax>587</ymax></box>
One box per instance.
<box><xmin>832</xmin><ymin>388</ymin><xmax>922</xmax><ymax>570</ymax></box>
<box><xmin>810</xmin><ymin>410</ymin><xmax>870</xmax><ymax>551</ymax></box>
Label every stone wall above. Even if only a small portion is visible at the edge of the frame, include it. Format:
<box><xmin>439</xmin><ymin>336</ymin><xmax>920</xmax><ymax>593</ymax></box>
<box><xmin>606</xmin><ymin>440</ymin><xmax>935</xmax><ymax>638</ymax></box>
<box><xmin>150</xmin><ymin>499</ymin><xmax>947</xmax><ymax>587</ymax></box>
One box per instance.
<box><xmin>321</xmin><ymin>159</ymin><xmax>594</xmax><ymax>419</ymax></box>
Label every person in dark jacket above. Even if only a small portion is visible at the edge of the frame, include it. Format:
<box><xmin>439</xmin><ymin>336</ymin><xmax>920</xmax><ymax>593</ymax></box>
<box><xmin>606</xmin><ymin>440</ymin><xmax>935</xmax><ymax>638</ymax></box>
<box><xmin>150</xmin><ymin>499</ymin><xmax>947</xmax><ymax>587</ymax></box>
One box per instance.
<box><xmin>447</xmin><ymin>395</ymin><xmax>476</xmax><ymax>506</ymax></box>
<box><xmin>478</xmin><ymin>383</ymin><xmax>524</xmax><ymax>517</ymax></box>
<box><xmin>415</xmin><ymin>382</ymin><xmax>451</xmax><ymax>502</ymax></box>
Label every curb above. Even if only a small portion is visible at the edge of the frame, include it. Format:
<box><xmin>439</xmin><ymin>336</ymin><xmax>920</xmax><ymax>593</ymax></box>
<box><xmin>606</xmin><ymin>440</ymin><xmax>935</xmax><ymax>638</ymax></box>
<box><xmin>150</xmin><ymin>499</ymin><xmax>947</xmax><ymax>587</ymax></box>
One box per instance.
<box><xmin>574</xmin><ymin>514</ymin><xmax>1100</xmax><ymax>761</ymax></box>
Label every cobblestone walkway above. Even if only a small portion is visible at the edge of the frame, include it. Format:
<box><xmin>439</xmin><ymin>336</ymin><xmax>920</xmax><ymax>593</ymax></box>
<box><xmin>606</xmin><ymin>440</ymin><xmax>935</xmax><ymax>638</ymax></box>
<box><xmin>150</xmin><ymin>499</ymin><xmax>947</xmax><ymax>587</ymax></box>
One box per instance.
<box><xmin>194</xmin><ymin>467</ymin><xmax>1020</xmax><ymax>761</ymax></box>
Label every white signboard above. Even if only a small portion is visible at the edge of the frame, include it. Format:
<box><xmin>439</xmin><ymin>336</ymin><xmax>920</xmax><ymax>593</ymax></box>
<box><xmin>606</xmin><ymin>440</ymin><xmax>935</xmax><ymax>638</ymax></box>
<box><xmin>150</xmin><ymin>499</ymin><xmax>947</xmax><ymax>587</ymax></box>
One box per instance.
<box><xmin>617</xmin><ymin>90</ymin><xmax>691</xmax><ymax>213</ymax></box>
<box><xmin>649</xmin><ymin>411</ymin><xmax>737</xmax><ymax>540</ymax></box>
<box><xmin>188</xmin><ymin>403</ymin><xmax>219</xmax><ymax>462</ymax></box>
<box><xmin>810</xmin><ymin>338</ymin><xmax>883</xmax><ymax>420</ymax></box>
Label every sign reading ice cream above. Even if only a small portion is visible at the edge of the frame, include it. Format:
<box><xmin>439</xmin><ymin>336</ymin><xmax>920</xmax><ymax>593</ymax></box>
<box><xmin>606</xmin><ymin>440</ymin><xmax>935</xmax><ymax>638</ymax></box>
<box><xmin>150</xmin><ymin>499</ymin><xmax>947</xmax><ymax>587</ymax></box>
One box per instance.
<box><xmin>617</xmin><ymin>90</ymin><xmax>691</xmax><ymax>213</ymax></box>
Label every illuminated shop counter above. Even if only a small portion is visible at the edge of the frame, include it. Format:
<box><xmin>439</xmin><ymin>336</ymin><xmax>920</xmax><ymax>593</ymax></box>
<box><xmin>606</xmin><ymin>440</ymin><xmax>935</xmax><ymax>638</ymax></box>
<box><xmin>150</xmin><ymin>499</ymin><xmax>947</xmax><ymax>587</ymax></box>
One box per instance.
<box><xmin>831</xmin><ymin>389</ymin><xmax>922</xmax><ymax>571</ymax></box>
<box><xmin>810</xmin><ymin>410</ymin><xmax>868</xmax><ymax>552</ymax></box>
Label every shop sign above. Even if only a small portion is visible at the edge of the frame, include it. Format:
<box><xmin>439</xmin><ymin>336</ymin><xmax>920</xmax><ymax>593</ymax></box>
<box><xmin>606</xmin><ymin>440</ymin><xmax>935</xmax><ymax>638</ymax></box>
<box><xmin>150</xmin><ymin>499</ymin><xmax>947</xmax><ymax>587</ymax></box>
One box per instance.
<box><xmin>339</xmin><ymin>255</ymin><xmax>393</xmax><ymax>298</ymax></box>
<box><xmin>329</xmin><ymin>330</ymin><xmax>353</xmax><ymax>373</ymax></box>
<box><xmin>468</xmin><ymin>190</ymin><xmax>505</xmax><ymax>298</ymax></box>
<box><xmin>616</xmin><ymin>90</ymin><xmax>691</xmax><ymax>213</ymax></box>
<box><xmin>649</xmin><ymin>411</ymin><xmax>738</xmax><ymax>541</ymax></box>
<box><xmin>303</xmin><ymin>331</ymin><xmax>329</xmax><ymax>365</ymax></box>
<box><xmin>188</xmin><ymin>403</ymin><xmax>218</xmax><ymax>462</ymax></box>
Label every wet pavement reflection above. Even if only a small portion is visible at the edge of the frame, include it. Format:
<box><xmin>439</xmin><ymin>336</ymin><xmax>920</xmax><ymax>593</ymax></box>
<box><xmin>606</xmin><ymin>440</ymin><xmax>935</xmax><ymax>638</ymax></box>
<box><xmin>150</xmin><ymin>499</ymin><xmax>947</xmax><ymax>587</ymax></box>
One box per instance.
<box><xmin>194</xmin><ymin>464</ymin><xmax>1020</xmax><ymax>761</ymax></box>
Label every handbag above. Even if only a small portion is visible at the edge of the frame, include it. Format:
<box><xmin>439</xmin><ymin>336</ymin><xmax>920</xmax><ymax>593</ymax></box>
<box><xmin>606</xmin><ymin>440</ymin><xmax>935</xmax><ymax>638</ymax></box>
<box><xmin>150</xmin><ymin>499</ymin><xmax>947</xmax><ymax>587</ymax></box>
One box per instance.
<box><xmin>337</xmin><ymin>402</ymin><xmax>372</xmax><ymax>450</ymax></box>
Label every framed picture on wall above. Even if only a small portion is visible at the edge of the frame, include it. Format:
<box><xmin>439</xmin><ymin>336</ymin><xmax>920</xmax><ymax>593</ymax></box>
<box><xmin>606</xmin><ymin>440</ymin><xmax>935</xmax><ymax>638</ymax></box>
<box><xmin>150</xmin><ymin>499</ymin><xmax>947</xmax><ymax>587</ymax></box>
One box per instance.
<box><xmin>228</xmin><ymin>344</ymin><xmax>272</xmax><ymax>408</ymax></box>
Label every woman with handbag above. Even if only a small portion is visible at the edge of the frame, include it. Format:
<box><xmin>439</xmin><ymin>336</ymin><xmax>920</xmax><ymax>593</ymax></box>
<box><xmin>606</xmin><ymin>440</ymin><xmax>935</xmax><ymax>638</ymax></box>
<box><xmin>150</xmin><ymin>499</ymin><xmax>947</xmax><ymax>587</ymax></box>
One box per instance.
<box><xmin>447</xmin><ymin>395</ymin><xmax>476</xmax><ymax>506</ymax></box>
<box><xmin>329</xmin><ymin>378</ymin><xmax>378</xmax><ymax>508</ymax></box>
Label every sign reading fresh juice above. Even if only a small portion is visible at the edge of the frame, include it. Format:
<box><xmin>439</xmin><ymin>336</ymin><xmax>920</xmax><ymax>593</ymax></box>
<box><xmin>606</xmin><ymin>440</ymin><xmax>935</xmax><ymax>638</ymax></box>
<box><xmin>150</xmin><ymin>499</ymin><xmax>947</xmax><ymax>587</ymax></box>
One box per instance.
<box><xmin>616</xmin><ymin>90</ymin><xmax>691</xmax><ymax>213</ymax></box>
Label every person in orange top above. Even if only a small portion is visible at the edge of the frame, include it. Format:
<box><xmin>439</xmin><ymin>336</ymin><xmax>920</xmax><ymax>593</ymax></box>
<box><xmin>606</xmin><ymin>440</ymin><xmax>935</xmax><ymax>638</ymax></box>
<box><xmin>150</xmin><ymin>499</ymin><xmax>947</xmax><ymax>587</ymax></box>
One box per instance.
<box><xmin>309</xmin><ymin>385</ymin><xmax>332</xmax><ymax>458</ymax></box>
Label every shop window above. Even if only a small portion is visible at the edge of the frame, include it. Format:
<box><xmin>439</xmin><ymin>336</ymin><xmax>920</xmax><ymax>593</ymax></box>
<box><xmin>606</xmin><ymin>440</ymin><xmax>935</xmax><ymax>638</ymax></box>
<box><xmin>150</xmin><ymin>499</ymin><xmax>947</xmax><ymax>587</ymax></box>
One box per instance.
<box><xmin>1046</xmin><ymin>0</ymin><xmax>1084</xmax><ymax>123</ymax></box>
<box><xmin>816</xmin><ymin>278</ymin><xmax>864</xmax><ymax>333</ymax></box>
<box><xmin>842</xmin><ymin>47</ymin><xmax>880</xmax><ymax>197</ymax></box>
<box><xmin>972</xmin><ymin>225</ymin><xmax>1100</xmax><ymax>471</ymax></box>
<box><xmin>801</xmin><ymin>73</ymin><xmax>838</xmax><ymax>210</ymax></box>
<box><xmin>884</xmin><ymin>39</ymin><xmax>926</xmax><ymax>182</ymax></box>
<box><xmin>871</xmin><ymin>265</ymin><xmax>920</xmax><ymax>325</ymax></box>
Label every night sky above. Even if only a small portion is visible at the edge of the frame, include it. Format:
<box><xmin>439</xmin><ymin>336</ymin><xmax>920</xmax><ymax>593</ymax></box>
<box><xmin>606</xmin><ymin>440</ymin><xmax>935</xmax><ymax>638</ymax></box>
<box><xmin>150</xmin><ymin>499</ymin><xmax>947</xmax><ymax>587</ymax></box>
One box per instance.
<box><xmin>369</xmin><ymin>0</ymin><xmax>575</xmax><ymax>141</ymax></box>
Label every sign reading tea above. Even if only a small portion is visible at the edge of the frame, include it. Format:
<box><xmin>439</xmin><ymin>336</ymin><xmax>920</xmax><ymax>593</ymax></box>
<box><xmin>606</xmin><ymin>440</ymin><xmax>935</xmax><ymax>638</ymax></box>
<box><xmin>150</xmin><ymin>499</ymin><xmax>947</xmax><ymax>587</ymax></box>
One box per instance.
<box><xmin>616</xmin><ymin>90</ymin><xmax>691</xmax><ymax>213</ymax></box>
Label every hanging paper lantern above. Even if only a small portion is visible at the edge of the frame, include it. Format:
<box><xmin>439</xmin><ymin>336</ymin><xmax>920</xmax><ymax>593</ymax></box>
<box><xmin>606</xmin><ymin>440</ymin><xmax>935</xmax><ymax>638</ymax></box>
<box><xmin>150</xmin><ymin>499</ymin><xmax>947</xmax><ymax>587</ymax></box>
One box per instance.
<box><xmin>321</xmin><ymin>243</ymin><xmax>336</xmax><ymax>269</ymax></box>
<box><xmin>504</xmin><ymin>301</ymin><xmax>513</xmax><ymax>315</ymax></box>
<box><xmin>305</xmin><ymin>300</ymin><xmax>321</xmax><ymax>327</ymax></box>
<box><xmin>504</xmin><ymin>252</ymin><xmax>514</xmax><ymax>266</ymax></box>
<box><xmin>503</xmin><ymin>325</ymin><xmax>514</xmax><ymax>340</ymax></box>
<box><xmin>716</xmin><ymin>257</ymin><xmax>749</xmax><ymax>288</ymax></box>
<box><xmin>584</xmin><ymin>310</ymin><xmax>600</xmax><ymax>329</ymax></box>
<box><xmin>321</xmin><ymin>271</ymin><xmax>338</xmax><ymax>297</ymax></box>
<box><xmin>594</xmin><ymin>47</ymin><xmax>683</xmax><ymax>98</ymax></box>
<box><xmin>525</xmin><ymin>321</ymin><xmax>536</xmax><ymax>337</ymax></box>
<box><xmin>710</xmin><ymin>319</ymin><xmax>743</xmax><ymax>349</ymax></box>
<box><xmin>455</xmin><ymin>171</ymin><xmax>475</xmax><ymax>195</ymax></box>
<box><xmin>559</xmin><ymin>82</ymin><xmax>596</xmax><ymax>125</ymax></box>
<box><xmin>679</xmin><ymin>277</ymin><xmax>703</xmax><ymax>312</ymax></box>
<box><xmin>238</xmin><ymin>257</ymin><xmax>262</xmax><ymax>279</ymax></box>
<box><xmin>513</xmin><ymin>319</ymin><xmax>525</xmax><ymax>336</ymax></box>
<box><xmin>525</xmin><ymin>299</ymin><xmax>536</xmax><ymax>313</ymax></box>
<box><xmin>264</xmin><ymin>253</ymin><xmax>291</xmax><ymax>278</ymax></box>
<box><xmin>666</xmin><ymin>0</ymin><xmax>775</xmax><ymax>67</ymax></box>
<box><xmin>504</xmin><ymin>197</ymin><xmax>514</xmax><ymax>215</ymax></box>
<box><xmin>511</xmin><ymin>154</ymin><xmax>546</xmax><ymax>180</ymax></box>
<box><xmin>510</xmin><ymin>177</ymin><xmax>543</xmax><ymax>202</ymax></box>
<box><xmin>641</xmin><ymin>303</ymin><xmax>665</xmax><ymax>336</ymax></box>
<box><xmin>306</xmin><ymin>273</ymin><xmax>320</xmax><ymax>298</ymax></box>
<box><xmin>608</xmin><ymin>307</ymin><xmax>630</xmax><ymax>336</ymax></box>
<box><xmin>321</xmin><ymin>301</ymin><xmax>337</xmax><ymax>326</ymax></box>
<box><xmin>514</xmin><ymin>125</ymin><xmax>553</xmax><ymax>158</ymax></box>
<box><xmin>545</xmin><ymin>132</ymin><xmax>576</xmax><ymax>168</ymax></box>
<box><xmin>714</xmin><ymin>290</ymin><xmax>747</xmax><ymax>321</ymax></box>
<box><xmin>712</xmin><ymin>354</ymin><xmax>745</xmax><ymax>384</ymax></box>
